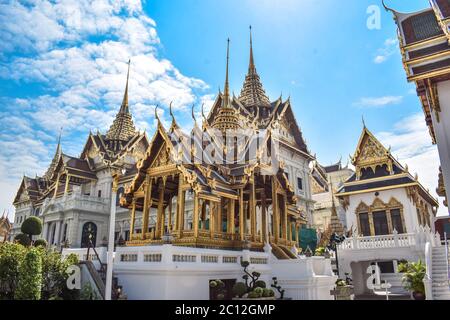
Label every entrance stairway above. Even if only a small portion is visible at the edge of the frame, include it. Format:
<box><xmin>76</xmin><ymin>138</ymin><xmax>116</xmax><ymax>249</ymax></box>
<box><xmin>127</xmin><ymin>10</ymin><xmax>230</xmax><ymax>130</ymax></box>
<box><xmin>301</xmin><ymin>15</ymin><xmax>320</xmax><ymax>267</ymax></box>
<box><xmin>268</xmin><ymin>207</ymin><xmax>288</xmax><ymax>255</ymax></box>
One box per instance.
<box><xmin>431</xmin><ymin>246</ymin><xmax>450</xmax><ymax>300</ymax></box>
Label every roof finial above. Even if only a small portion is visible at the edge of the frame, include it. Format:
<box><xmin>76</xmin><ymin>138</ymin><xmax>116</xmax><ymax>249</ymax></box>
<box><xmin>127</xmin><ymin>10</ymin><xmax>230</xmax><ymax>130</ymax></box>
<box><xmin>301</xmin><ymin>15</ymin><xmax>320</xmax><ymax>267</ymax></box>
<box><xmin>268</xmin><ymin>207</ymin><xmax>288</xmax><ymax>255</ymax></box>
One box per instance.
<box><xmin>191</xmin><ymin>104</ymin><xmax>197</xmax><ymax>123</ymax></box>
<box><xmin>201</xmin><ymin>103</ymin><xmax>207</xmax><ymax>122</ymax></box>
<box><xmin>382</xmin><ymin>0</ymin><xmax>397</xmax><ymax>14</ymax></box>
<box><xmin>223</xmin><ymin>38</ymin><xmax>230</xmax><ymax>107</ymax></box>
<box><xmin>169</xmin><ymin>101</ymin><xmax>177</xmax><ymax>128</ymax></box>
<box><xmin>249</xmin><ymin>25</ymin><xmax>255</xmax><ymax>72</ymax></box>
<box><xmin>362</xmin><ymin>115</ymin><xmax>366</xmax><ymax>128</ymax></box>
<box><xmin>120</xmin><ymin>59</ymin><xmax>131</xmax><ymax>114</ymax></box>
<box><xmin>154</xmin><ymin>105</ymin><xmax>161</xmax><ymax>123</ymax></box>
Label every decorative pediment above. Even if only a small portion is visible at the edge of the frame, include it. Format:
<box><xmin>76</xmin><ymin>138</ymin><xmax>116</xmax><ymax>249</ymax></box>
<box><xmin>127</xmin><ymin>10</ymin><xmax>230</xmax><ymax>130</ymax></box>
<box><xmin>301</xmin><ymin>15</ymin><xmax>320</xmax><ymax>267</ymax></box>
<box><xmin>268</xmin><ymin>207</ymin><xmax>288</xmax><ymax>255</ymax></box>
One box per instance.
<box><xmin>151</xmin><ymin>145</ymin><xmax>172</xmax><ymax>168</ymax></box>
<box><xmin>352</xmin><ymin>127</ymin><xmax>394</xmax><ymax>179</ymax></box>
<box><xmin>356</xmin><ymin>201</ymin><xmax>369</xmax><ymax>213</ymax></box>
<box><xmin>388</xmin><ymin>197</ymin><xmax>403</xmax><ymax>208</ymax></box>
<box><xmin>371</xmin><ymin>197</ymin><xmax>387</xmax><ymax>211</ymax></box>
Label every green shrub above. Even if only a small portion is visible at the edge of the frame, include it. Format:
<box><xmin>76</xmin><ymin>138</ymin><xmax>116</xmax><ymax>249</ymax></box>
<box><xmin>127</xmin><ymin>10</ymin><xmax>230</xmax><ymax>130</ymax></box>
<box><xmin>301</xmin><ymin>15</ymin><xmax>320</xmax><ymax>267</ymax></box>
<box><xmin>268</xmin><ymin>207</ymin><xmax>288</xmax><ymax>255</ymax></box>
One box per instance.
<box><xmin>40</xmin><ymin>250</ymin><xmax>79</xmax><ymax>300</ymax></box>
<box><xmin>15</xmin><ymin>247</ymin><xmax>42</xmax><ymax>300</ymax></box>
<box><xmin>34</xmin><ymin>239</ymin><xmax>48</xmax><ymax>248</ymax></box>
<box><xmin>232</xmin><ymin>282</ymin><xmax>247</xmax><ymax>298</ymax></box>
<box><xmin>21</xmin><ymin>217</ymin><xmax>43</xmax><ymax>239</ymax></box>
<box><xmin>248</xmin><ymin>291</ymin><xmax>261</xmax><ymax>298</ymax></box>
<box><xmin>0</xmin><ymin>242</ymin><xmax>26</xmax><ymax>299</ymax></box>
<box><xmin>254</xmin><ymin>280</ymin><xmax>266</xmax><ymax>289</ymax></box>
<box><xmin>14</xmin><ymin>233</ymin><xmax>31</xmax><ymax>246</ymax></box>
<box><xmin>254</xmin><ymin>287</ymin><xmax>263</xmax><ymax>295</ymax></box>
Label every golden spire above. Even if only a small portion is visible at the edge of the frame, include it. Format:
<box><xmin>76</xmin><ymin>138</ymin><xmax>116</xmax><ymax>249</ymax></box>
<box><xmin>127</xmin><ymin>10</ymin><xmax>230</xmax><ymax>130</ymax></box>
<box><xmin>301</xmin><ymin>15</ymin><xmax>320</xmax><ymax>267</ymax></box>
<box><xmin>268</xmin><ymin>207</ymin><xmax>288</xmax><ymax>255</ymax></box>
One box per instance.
<box><xmin>106</xmin><ymin>60</ymin><xmax>137</xmax><ymax>142</ymax></box>
<box><xmin>223</xmin><ymin>38</ymin><xmax>231</xmax><ymax>108</ymax></box>
<box><xmin>120</xmin><ymin>59</ymin><xmax>131</xmax><ymax>114</ymax></box>
<box><xmin>44</xmin><ymin>128</ymin><xmax>63</xmax><ymax>180</ymax></box>
<box><xmin>239</xmin><ymin>27</ymin><xmax>270</xmax><ymax>109</ymax></box>
<box><xmin>249</xmin><ymin>25</ymin><xmax>255</xmax><ymax>72</ymax></box>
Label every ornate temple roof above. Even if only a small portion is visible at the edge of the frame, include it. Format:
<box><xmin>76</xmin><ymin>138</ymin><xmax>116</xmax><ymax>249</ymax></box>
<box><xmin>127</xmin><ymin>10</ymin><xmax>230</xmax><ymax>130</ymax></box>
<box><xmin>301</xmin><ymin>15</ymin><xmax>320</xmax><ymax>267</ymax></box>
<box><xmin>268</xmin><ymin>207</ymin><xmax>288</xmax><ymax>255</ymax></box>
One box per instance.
<box><xmin>106</xmin><ymin>60</ymin><xmax>137</xmax><ymax>142</ymax></box>
<box><xmin>212</xmin><ymin>39</ymin><xmax>241</xmax><ymax>133</ymax></box>
<box><xmin>336</xmin><ymin>125</ymin><xmax>439</xmax><ymax>207</ymax></box>
<box><xmin>238</xmin><ymin>27</ymin><xmax>271</xmax><ymax>110</ymax></box>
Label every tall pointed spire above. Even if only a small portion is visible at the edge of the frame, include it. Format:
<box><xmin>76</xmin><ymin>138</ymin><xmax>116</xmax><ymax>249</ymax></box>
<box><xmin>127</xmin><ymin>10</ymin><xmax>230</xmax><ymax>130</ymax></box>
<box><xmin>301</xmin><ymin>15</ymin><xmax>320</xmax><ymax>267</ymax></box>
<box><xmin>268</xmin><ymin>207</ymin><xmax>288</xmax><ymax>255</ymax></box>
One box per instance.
<box><xmin>329</xmin><ymin>181</ymin><xmax>344</xmax><ymax>235</ymax></box>
<box><xmin>106</xmin><ymin>59</ymin><xmax>137</xmax><ymax>142</ymax></box>
<box><xmin>239</xmin><ymin>26</ymin><xmax>270</xmax><ymax>109</ymax></box>
<box><xmin>120</xmin><ymin>59</ymin><xmax>131</xmax><ymax>114</ymax></box>
<box><xmin>44</xmin><ymin>129</ymin><xmax>63</xmax><ymax>180</ymax></box>
<box><xmin>249</xmin><ymin>25</ymin><xmax>255</xmax><ymax>72</ymax></box>
<box><xmin>213</xmin><ymin>39</ymin><xmax>240</xmax><ymax>133</ymax></box>
<box><xmin>223</xmin><ymin>38</ymin><xmax>231</xmax><ymax>108</ymax></box>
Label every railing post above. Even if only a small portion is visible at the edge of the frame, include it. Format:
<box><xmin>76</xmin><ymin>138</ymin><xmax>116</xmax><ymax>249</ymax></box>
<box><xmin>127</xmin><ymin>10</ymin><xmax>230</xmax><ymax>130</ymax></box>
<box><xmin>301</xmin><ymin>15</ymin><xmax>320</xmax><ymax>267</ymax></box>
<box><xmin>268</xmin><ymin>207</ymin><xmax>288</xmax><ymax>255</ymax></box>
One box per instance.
<box><xmin>424</xmin><ymin>242</ymin><xmax>433</xmax><ymax>300</ymax></box>
<box><xmin>393</xmin><ymin>229</ymin><xmax>399</xmax><ymax>247</ymax></box>
<box><xmin>352</xmin><ymin>235</ymin><xmax>358</xmax><ymax>250</ymax></box>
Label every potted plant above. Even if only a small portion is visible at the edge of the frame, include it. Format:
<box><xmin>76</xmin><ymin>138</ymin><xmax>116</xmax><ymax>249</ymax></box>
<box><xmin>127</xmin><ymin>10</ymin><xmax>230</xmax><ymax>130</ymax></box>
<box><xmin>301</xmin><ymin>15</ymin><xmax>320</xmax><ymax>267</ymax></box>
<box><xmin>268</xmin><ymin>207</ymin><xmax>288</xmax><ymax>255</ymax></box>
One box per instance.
<box><xmin>399</xmin><ymin>260</ymin><xmax>426</xmax><ymax>300</ymax></box>
<box><xmin>315</xmin><ymin>247</ymin><xmax>325</xmax><ymax>256</ymax></box>
<box><xmin>332</xmin><ymin>279</ymin><xmax>354</xmax><ymax>300</ymax></box>
<box><xmin>230</xmin><ymin>261</ymin><xmax>276</xmax><ymax>300</ymax></box>
<box><xmin>304</xmin><ymin>246</ymin><xmax>313</xmax><ymax>257</ymax></box>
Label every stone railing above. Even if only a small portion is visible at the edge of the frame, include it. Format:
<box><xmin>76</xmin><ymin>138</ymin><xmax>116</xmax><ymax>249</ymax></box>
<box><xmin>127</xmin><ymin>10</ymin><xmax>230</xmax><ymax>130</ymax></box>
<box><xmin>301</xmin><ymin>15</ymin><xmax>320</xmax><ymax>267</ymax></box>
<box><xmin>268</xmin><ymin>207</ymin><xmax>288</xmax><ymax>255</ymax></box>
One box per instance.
<box><xmin>113</xmin><ymin>245</ymin><xmax>270</xmax><ymax>267</ymax></box>
<box><xmin>338</xmin><ymin>227</ymin><xmax>442</xmax><ymax>251</ymax></box>
<box><xmin>42</xmin><ymin>193</ymin><xmax>110</xmax><ymax>215</ymax></box>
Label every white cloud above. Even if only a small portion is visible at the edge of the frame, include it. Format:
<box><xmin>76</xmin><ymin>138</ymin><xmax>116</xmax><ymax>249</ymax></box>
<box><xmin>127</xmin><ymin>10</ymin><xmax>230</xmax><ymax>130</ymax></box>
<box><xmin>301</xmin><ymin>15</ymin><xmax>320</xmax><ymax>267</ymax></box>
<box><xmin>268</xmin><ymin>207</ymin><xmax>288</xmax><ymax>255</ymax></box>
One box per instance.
<box><xmin>373</xmin><ymin>37</ymin><xmax>398</xmax><ymax>64</ymax></box>
<box><xmin>353</xmin><ymin>95</ymin><xmax>403</xmax><ymax>108</ymax></box>
<box><xmin>377</xmin><ymin>113</ymin><xmax>447</xmax><ymax>216</ymax></box>
<box><xmin>0</xmin><ymin>0</ymin><xmax>213</xmax><ymax>217</ymax></box>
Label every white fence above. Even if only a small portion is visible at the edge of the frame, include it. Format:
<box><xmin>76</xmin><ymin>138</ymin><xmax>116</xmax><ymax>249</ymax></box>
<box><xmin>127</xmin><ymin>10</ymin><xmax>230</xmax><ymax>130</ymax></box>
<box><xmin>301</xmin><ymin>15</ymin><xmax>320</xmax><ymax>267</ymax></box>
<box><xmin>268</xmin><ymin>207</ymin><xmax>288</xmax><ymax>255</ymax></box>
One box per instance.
<box><xmin>338</xmin><ymin>227</ymin><xmax>442</xmax><ymax>251</ymax></box>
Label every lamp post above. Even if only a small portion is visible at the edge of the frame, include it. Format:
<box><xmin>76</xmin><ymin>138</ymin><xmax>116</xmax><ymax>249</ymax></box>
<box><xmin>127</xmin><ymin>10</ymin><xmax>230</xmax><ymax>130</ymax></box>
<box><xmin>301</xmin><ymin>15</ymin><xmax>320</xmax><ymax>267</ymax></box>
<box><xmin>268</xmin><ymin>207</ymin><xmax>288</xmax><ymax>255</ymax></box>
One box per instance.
<box><xmin>105</xmin><ymin>167</ymin><xmax>126</xmax><ymax>300</ymax></box>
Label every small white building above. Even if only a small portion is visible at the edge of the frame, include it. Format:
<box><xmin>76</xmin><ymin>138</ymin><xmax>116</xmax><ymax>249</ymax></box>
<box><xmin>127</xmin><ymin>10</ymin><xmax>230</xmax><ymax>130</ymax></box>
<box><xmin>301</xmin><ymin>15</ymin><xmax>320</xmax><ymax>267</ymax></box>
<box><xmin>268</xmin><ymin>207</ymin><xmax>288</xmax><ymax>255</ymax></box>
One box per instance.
<box><xmin>336</xmin><ymin>126</ymin><xmax>441</xmax><ymax>296</ymax></box>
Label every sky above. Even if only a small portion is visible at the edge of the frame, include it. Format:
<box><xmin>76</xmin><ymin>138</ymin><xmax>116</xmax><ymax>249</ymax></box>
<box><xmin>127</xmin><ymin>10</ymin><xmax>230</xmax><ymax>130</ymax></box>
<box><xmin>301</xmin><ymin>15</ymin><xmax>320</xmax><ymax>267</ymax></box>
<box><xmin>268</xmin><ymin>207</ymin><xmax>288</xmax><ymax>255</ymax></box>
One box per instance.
<box><xmin>0</xmin><ymin>0</ymin><xmax>447</xmax><ymax>218</ymax></box>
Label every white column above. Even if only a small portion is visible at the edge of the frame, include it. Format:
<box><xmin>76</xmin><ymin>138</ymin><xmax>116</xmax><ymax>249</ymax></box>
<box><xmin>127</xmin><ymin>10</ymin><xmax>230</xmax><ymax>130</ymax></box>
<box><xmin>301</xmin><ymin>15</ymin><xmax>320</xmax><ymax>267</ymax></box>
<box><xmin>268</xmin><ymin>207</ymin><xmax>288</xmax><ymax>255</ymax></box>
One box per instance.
<box><xmin>435</xmin><ymin>81</ymin><xmax>450</xmax><ymax>211</ymax></box>
<box><xmin>54</xmin><ymin>221</ymin><xmax>61</xmax><ymax>245</ymax></box>
<box><xmin>42</xmin><ymin>222</ymin><xmax>48</xmax><ymax>240</ymax></box>
<box><xmin>105</xmin><ymin>179</ymin><xmax>117</xmax><ymax>301</ymax></box>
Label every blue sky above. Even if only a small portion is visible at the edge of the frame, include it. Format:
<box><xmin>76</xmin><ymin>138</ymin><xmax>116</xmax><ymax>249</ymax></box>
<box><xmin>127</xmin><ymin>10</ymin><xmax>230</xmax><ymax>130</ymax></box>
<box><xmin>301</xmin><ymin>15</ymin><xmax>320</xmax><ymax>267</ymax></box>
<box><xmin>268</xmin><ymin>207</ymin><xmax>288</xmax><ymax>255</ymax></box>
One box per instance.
<box><xmin>0</xmin><ymin>0</ymin><xmax>445</xmax><ymax>216</ymax></box>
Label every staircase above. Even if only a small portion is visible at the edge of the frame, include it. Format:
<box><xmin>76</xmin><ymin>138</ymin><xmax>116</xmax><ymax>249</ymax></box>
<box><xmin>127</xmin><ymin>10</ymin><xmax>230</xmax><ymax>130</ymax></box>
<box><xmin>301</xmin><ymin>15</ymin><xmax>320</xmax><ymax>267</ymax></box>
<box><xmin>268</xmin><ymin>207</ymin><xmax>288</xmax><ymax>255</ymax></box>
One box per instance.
<box><xmin>431</xmin><ymin>246</ymin><xmax>450</xmax><ymax>300</ymax></box>
<box><xmin>86</xmin><ymin>241</ymin><xmax>127</xmax><ymax>300</ymax></box>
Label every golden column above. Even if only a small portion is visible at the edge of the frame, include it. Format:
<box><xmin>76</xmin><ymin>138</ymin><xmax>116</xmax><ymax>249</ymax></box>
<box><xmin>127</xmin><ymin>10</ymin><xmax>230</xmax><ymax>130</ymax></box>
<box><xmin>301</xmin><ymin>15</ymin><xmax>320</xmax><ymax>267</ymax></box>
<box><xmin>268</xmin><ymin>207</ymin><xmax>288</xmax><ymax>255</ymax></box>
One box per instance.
<box><xmin>168</xmin><ymin>196</ymin><xmax>173</xmax><ymax>232</ymax></box>
<box><xmin>239</xmin><ymin>189</ymin><xmax>245</xmax><ymax>240</ymax></box>
<box><xmin>272</xmin><ymin>177</ymin><xmax>279</xmax><ymax>243</ymax></box>
<box><xmin>142</xmin><ymin>176</ymin><xmax>152</xmax><ymax>239</ymax></box>
<box><xmin>210</xmin><ymin>202</ymin><xmax>216</xmax><ymax>239</ymax></box>
<box><xmin>282</xmin><ymin>193</ymin><xmax>288</xmax><ymax>240</ymax></box>
<box><xmin>217</xmin><ymin>199</ymin><xmax>223</xmax><ymax>233</ymax></box>
<box><xmin>250</xmin><ymin>176</ymin><xmax>257</xmax><ymax>241</ymax></box>
<box><xmin>261</xmin><ymin>190</ymin><xmax>267</xmax><ymax>243</ymax></box>
<box><xmin>156</xmin><ymin>181</ymin><xmax>165</xmax><ymax>239</ymax></box>
<box><xmin>193</xmin><ymin>191</ymin><xmax>199</xmax><ymax>238</ymax></box>
<box><xmin>129</xmin><ymin>198</ymin><xmax>136</xmax><ymax>239</ymax></box>
<box><xmin>228</xmin><ymin>199</ymin><xmax>235</xmax><ymax>237</ymax></box>
<box><xmin>176</xmin><ymin>174</ymin><xmax>185</xmax><ymax>236</ymax></box>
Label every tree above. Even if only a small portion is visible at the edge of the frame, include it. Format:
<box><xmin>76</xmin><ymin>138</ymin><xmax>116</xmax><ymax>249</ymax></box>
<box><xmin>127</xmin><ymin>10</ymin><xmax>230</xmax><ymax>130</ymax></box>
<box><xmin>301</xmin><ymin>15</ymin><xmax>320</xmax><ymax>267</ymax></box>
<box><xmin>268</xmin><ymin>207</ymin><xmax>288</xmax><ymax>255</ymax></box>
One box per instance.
<box><xmin>14</xmin><ymin>233</ymin><xmax>31</xmax><ymax>247</ymax></box>
<box><xmin>15</xmin><ymin>247</ymin><xmax>42</xmax><ymax>300</ymax></box>
<box><xmin>21</xmin><ymin>217</ymin><xmax>43</xmax><ymax>240</ymax></box>
<box><xmin>0</xmin><ymin>242</ymin><xmax>26</xmax><ymax>299</ymax></box>
<box><xmin>34</xmin><ymin>239</ymin><xmax>48</xmax><ymax>248</ymax></box>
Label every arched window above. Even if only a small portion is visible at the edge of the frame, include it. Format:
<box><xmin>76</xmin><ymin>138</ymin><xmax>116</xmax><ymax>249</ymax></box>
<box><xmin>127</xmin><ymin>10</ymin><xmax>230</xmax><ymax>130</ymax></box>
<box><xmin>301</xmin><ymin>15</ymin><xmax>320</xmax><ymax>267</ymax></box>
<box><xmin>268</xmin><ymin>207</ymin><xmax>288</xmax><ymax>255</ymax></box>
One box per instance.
<box><xmin>116</xmin><ymin>187</ymin><xmax>124</xmax><ymax>206</ymax></box>
<box><xmin>81</xmin><ymin>222</ymin><xmax>97</xmax><ymax>248</ymax></box>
